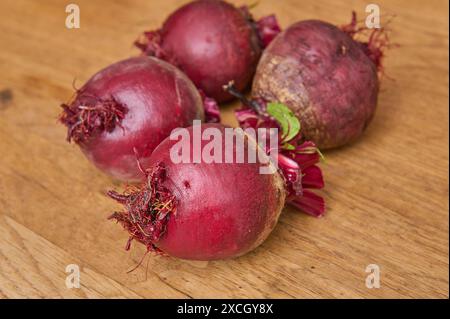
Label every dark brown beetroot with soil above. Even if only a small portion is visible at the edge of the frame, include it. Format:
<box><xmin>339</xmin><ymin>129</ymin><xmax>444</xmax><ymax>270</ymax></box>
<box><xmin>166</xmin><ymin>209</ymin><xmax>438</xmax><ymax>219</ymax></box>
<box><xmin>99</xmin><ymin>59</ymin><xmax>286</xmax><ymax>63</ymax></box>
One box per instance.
<box><xmin>252</xmin><ymin>19</ymin><xmax>382</xmax><ymax>149</ymax></box>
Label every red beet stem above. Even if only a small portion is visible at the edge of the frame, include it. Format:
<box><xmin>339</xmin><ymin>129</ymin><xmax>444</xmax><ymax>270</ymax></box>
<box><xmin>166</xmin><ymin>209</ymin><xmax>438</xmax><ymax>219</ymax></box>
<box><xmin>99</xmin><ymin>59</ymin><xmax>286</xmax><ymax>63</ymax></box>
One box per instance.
<box><xmin>108</xmin><ymin>163</ymin><xmax>177</xmax><ymax>252</ymax></box>
<box><xmin>226</xmin><ymin>84</ymin><xmax>326</xmax><ymax>217</ymax></box>
<box><xmin>199</xmin><ymin>91</ymin><xmax>221</xmax><ymax>123</ymax></box>
<box><xmin>60</xmin><ymin>93</ymin><xmax>127</xmax><ymax>143</ymax></box>
<box><xmin>239</xmin><ymin>5</ymin><xmax>281</xmax><ymax>48</ymax></box>
<box><xmin>223</xmin><ymin>81</ymin><xmax>264</xmax><ymax>115</ymax></box>
<box><xmin>341</xmin><ymin>11</ymin><xmax>390</xmax><ymax>73</ymax></box>
<box><xmin>289</xmin><ymin>190</ymin><xmax>325</xmax><ymax>218</ymax></box>
<box><xmin>255</xmin><ymin>15</ymin><xmax>282</xmax><ymax>48</ymax></box>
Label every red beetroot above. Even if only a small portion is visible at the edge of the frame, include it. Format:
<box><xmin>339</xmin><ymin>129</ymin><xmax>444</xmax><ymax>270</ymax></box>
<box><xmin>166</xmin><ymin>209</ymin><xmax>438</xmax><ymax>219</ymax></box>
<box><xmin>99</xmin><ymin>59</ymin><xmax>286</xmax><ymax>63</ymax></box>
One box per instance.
<box><xmin>252</xmin><ymin>13</ymin><xmax>389</xmax><ymax>149</ymax></box>
<box><xmin>109</xmin><ymin>124</ymin><xmax>285</xmax><ymax>260</ymax></box>
<box><xmin>109</xmin><ymin>119</ymin><xmax>325</xmax><ymax>260</ymax></box>
<box><xmin>135</xmin><ymin>0</ymin><xmax>281</xmax><ymax>103</ymax></box>
<box><xmin>60</xmin><ymin>56</ymin><xmax>219</xmax><ymax>182</ymax></box>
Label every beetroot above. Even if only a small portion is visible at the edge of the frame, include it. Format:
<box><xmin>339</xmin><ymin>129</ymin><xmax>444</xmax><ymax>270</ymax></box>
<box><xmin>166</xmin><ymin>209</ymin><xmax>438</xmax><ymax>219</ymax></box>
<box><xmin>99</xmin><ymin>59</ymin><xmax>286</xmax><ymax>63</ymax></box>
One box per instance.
<box><xmin>109</xmin><ymin>124</ymin><xmax>285</xmax><ymax>260</ymax></box>
<box><xmin>109</xmin><ymin>111</ymin><xmax>325</xmax><ymax>260</ymax></box>
<box><xmin>135</xmin><ymin>0</ymin><xmax>281</xmax><ymax>103</ymax></box>
<box><xmin>252</xmin><ymin>13</ymin><xmax>388</xmax><ymax>149</ymax></box>
<box><xmin>60</xmin><ymin>56</ymin><xmax>219</xmax><ymax>182</ymax></box>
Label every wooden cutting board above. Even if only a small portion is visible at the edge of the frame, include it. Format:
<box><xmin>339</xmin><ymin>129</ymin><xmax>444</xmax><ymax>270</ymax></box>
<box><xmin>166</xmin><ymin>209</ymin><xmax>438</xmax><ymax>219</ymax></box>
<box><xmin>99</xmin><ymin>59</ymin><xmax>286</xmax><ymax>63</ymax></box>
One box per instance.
<box><xmin>0</xmin><ymin>0</ymin><xmax>448</xmax><ymax>298</ymax></box>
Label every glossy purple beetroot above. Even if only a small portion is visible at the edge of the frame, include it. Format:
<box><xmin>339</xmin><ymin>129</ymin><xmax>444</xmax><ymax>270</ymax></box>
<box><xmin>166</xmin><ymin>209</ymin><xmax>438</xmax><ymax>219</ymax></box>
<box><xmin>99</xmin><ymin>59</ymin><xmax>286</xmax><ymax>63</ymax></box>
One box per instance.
<box><xmin>136</xmin><ymin>0</ymin><xmax>281</xmax><ymax>103</ymax></box>
<box><xmin>60</xmin><ymin>56</ymin><xmax>204</xmax><ymax>182</ymax></box>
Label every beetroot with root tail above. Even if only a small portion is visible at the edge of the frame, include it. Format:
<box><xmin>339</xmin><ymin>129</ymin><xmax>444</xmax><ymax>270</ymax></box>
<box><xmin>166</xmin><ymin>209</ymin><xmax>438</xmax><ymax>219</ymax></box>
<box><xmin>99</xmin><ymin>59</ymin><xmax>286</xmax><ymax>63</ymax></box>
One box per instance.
<box><xmin>135</xmin><ymin>0</ymin><xmax>281</xmax><ymax>103</ymax></box>
<box><xmin>109</xmin><ymin>124</ymin><xmax>286</xmax><ymax>260</ymax></box>
<box><xmin>59</xmin><ymin>56</ymin><xmax>220</xmax><ymax>182</ymax></box>
<box><xmin>252</xmin><ymin>13</ymin><xmax>390</xmax><ymax>149</ymax></box>
<box><xmin>109</xmin><ymin>114</ymin><xmax>325</xmax><ymax>260</ymax></box>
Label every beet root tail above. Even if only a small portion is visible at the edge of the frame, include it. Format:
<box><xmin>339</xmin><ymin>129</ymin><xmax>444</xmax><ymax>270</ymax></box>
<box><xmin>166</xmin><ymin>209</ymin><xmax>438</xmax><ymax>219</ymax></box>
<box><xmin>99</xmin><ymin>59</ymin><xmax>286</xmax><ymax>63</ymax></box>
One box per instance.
<box><xmin>341</xmin><ymin>11</ymin><xmax>392</xmax><ymax>74</ymax></box>
<box><xmin>59</xmin><ymin>94</ymin><xmax>127</xmax><ymax>143</ymax></box>
<box><xmin>107</xmin><ymin>163</ymin><xmax>177</xmax><ymax>253</ymax></box>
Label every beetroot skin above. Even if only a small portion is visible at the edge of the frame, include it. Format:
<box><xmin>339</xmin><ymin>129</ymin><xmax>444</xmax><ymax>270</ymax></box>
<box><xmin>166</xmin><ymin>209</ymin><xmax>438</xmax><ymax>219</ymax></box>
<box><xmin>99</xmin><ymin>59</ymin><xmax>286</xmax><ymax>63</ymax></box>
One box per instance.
<box><xmin>109</xmin><ymin>124</ymin><xmax>286</xmax><ymax>260</ymax></box>
<box><xmin>60</xmin><ymin>56</ymin><xmax>206</xmax><ymax>182</ymax></box>
<box><xmin>135</xmin><ymin>0</ymin><xmax>281</xmax><ymax>103</ymax></box>
<box><xmin>252</xmin><ymin>17</ymin><xmax>386</xmax><ymax>149</ymax></box>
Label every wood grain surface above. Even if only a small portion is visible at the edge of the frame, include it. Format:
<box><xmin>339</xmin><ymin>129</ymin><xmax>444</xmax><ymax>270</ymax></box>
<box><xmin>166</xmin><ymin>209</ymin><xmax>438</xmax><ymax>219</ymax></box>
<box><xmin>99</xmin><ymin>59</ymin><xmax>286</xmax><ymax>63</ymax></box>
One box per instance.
<box><xmin>0</xmin><ymin>0</ymin><xmax>448</xmax><ymax>299</ymax></box>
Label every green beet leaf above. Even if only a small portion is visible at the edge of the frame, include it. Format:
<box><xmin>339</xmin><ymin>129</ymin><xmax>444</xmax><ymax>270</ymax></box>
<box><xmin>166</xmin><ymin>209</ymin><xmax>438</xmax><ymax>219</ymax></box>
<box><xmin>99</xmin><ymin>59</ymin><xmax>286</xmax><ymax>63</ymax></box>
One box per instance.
<box><xmin>266</xmin><ymin>103</ymin><xmax>301</xmax><ymax>142</ymax></box>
